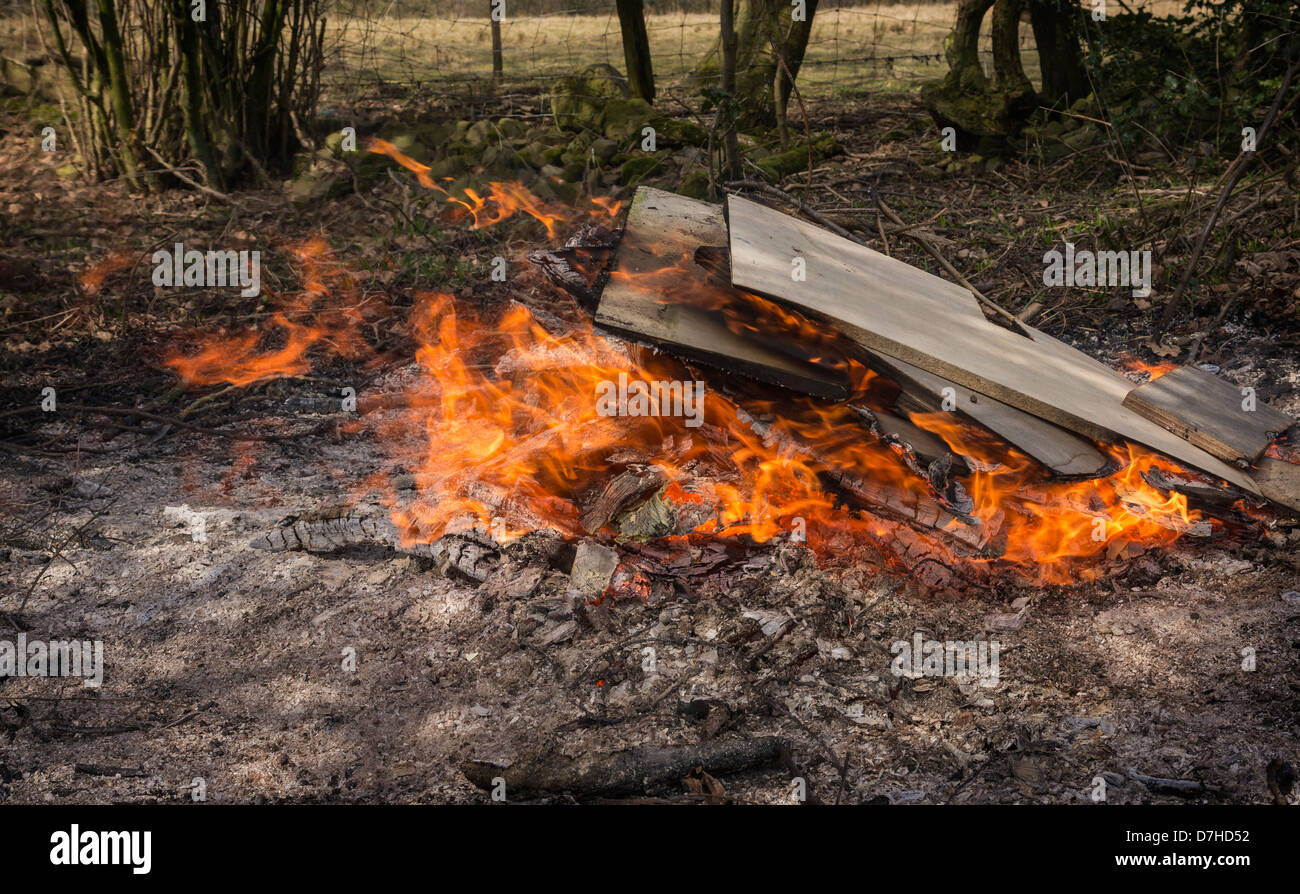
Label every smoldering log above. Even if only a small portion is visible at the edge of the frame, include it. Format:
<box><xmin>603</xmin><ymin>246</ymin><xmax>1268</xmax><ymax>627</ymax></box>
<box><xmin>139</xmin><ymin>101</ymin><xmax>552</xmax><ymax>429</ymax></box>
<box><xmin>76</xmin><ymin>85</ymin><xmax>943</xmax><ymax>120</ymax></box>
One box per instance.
<box><xmin>461</xmin><ymin>736</ymin><xmax>790</xmax><ymax>797</ymax></box>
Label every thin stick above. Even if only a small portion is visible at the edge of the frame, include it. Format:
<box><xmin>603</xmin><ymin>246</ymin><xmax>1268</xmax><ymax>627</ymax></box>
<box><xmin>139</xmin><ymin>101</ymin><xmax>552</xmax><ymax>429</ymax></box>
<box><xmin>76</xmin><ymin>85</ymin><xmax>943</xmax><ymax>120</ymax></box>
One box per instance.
<box><xmin>143</xmin><ymin>145</ymin><xmax>244</xmax><ymax>208</ymax></box>
<box><xmin>874</xmin><ymin>193</ymin><xmax>1019</xmax><ymax>325</ymax></box>
<box><xmin>1160</xmin><ymin>58</ymin><xmax>1299</xmax><ymax>328</ymax></box>
<box><xmin>726</xmin><ymin>179</ymin><xmax>863</xmax><ymax>244</ymax></box>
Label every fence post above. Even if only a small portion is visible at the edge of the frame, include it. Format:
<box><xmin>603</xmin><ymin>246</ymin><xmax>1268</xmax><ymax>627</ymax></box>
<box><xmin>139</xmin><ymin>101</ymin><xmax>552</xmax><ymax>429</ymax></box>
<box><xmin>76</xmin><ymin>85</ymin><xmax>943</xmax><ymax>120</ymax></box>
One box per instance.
<box><xmin>490</xmin><ymin>0</ymin><xmax>504</xmax><ymax>84</ymax></box>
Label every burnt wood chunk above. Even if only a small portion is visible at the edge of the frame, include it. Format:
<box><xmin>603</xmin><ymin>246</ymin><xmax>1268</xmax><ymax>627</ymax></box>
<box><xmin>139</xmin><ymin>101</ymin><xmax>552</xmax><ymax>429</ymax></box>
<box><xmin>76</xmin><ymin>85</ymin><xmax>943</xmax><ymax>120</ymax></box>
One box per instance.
<box><xmin>724</xmin><ymin>194</ymin><xmax>1259</xmax><ymax>494</ymax></box>
<box><xmin>1121</xmin><ymin>366</ymin><xmax>1294</xmax><ymax>464</ymax></box>
<box><xmin>248</xmin><ymin>504</ymin><xmax>498</xmax><ymax>581</ymax></box>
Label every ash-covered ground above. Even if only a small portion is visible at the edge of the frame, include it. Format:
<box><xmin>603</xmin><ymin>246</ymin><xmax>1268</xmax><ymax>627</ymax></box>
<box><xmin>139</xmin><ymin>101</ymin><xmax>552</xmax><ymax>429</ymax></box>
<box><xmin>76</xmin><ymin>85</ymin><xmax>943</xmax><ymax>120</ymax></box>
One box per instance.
<box><xmin>1</xmin><ymin>416</ymin><xmax>1297</xmax><ymax>804</ymax></box>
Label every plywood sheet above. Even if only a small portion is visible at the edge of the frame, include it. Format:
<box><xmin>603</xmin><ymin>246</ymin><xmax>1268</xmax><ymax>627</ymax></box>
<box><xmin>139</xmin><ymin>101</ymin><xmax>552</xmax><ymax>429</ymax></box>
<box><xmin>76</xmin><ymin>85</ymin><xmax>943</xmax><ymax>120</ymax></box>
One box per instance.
<box><xmin>596</xmin><ymin>188</ymin><xmax>848</xmax><ymax>400</ymax></box>
<box><xmin>725</xmin><ymin>194</ymin><xmax>1260</xmax><ymax>493</ymax></box>
<box><xmin>1122</xmin><ymin>365</ymin><xmax>1293</xmax><ymax>464</ymax></box>
<box><xmin>1249</xmin><ymin>458</ymin><xmax>1300</xmax><ymax>512</ymax></box>
<box><xmin>869</xmin><ymin>352</ymin><xmax>1108</xmax><ymax>477</ymax></box>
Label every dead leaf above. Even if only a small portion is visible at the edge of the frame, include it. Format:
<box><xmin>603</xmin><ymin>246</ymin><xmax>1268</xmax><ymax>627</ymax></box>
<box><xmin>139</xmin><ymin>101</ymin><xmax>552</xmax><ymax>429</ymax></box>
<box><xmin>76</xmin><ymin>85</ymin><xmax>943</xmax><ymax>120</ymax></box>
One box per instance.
<box><xmin>1142</xmin><ymin>338</ymin><xmax>1181</xmax><ymax>358</ymax></box>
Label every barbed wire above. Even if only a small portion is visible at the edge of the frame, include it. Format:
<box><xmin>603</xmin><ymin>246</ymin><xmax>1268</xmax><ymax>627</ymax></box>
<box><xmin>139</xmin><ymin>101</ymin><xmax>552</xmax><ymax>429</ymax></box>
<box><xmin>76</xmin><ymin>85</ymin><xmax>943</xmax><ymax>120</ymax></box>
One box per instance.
<box><xmin>318</xmin><ymin>3</ymin><xmax>1045</xmax><ymax>106</ymax></box>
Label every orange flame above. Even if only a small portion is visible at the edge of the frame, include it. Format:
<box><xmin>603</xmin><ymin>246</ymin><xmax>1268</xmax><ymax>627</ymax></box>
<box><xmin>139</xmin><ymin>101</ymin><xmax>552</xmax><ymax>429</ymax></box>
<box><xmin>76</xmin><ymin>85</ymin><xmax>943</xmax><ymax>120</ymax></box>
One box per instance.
<box><xmin>80</xmin><ymin>252</ymin><xmax>137</xmax><ymax>295</ymax></box>
<box><xmin>162</xmin><ymin>237</ymin><xmax>374</xmax><ymax>387</ymax></box>
<box><xmin>146</xmin><ymin>167</ymin><xmax>1232</xmax><ymax>588</ymax></box>
<box><xmin>367</xmin><ymin>138</ymin><xmax>620</xmax><ymax>235</ymax></box>
<box><xmin>1114</xmin><ymin>355</ymin><xmax>1177</xmax><ymax>380</ymax></box>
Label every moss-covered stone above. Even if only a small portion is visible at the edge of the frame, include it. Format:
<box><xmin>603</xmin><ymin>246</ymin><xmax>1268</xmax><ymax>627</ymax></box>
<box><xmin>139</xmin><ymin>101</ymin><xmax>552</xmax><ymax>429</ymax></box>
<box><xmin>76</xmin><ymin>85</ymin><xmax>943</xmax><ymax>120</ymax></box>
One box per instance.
<box><xmin>465</xmin><ymin>119</ymin><xmax>494</xmax><ymax>147</ymax></box>
<box><xmin>600</xmin><ymin>97</ymin><xmax>655</xmax><ymax>142</ymax></box>
<box><xmin>591</xmin><ymin>137</ymin><xmax>618</xmax><ymax>162</ymax></box>
<box><xmin>1061</xmin><ymin>122</ymin><xmax>1099</xmax><ymax>149</ymax></box>
<box><xmin>619</xmin><ymin>155</ymin><xmax>661</xmax><ymax>184</ymax></box>
<box><xmin>551</xmin><ymin>63</ymin><xmax>630</xmax><ymax>131</ymax></box>
<box><xmin>678</xmin><ymin>170</ymin><xmax>710</xmax><ymax>199</ymax></box>
<box><xmin>494</xmin><ymin>117</ymin><xmax>528</xmax><ymax>139</ymax></box>
<box><xmin>650</xmin><ymin>116</ymin><xmax>708</xmax><ymax>147</ymax></box>
<box><xmin>753</xmin><ymin>134</ymin><xmax>841</xmax><ymax>181</ymax></box>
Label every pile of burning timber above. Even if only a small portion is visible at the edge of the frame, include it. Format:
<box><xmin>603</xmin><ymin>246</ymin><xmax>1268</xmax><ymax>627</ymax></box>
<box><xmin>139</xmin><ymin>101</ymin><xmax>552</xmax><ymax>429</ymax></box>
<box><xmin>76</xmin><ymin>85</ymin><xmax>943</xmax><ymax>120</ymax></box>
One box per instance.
<box><xmin>576</xmin><ymin>188</ymin><xmax>1298</xmax><ymax>546</ymax></box>
<box><xmin>252</xmin><ymin>186</ymin><xmax>1298</xmax><ymax>589</ymax></box>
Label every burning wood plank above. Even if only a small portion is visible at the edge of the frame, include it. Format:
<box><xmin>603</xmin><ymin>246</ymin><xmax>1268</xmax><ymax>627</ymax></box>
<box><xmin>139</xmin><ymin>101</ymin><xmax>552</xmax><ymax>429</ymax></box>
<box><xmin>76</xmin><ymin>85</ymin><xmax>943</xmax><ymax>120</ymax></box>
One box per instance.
<box><xmin>1122</xmin><ymin>365</ymin><xmax>1294</xmax><ymax>465</ymax></box>
<box><xmin>867</xmin><ymin>352</ymin><xmax>1108</xmax><ymax>478</ymax></box>
<box><xmin>723</xmin><ymin>193</ymin><xmax>1260</xmax><ymax>495</ymax></box>
<box><xmin>594</xmin><ymin>187</ymin><xmax>849</xmax><ymax>400</ymax></box>
<box><xmin>1249</xmin><ymin>457</ymin><xmax>1300</xmax><ymax>513</ymax></box>
<box><xmin>734</xmin><ymin>408</ymin><xmax>999</xmax><ymax>553</ymax></box>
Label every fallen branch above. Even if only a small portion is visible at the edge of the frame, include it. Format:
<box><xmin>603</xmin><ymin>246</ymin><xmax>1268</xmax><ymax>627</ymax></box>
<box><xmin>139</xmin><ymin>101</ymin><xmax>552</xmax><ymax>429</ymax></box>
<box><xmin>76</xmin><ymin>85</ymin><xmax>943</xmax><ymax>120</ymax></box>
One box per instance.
<box><xmin>461</xmin><ymin>736</ymin><xmax>790</xmax><ymax>798</ymax></box>
<box><xmin>1128</xmin><ymin>767</ymin><xmax>1223</xmax><ymax>798</ymax></box>
<box><xmin>873</xmin><ymin>193</ymin><xmax>1019</xmax><ymax>325</ymax></box>
<box><xmin>726</xmin><ymin>179</ymin><xmax>862</xmax><ymax>245</ymax></box>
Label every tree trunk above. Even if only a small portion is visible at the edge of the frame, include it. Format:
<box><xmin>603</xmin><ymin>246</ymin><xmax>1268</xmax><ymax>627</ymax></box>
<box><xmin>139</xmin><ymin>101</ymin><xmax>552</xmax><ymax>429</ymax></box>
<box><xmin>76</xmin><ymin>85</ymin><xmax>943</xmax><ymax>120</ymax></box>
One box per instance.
<box><xmin>945</xmin><ymin>0</ymin><xmax>994</xmax><ymax>92</ymax></box>
<box><xmin>173</xmin><ymin>0</ymin><xmax>221</xmax><ymax>188</ymax></box>
<box><xmin>718</xmin><ymin>0</ymin><xmax>741</xmax><ymax>179</ymax></box>
<box><xmin>93</xmin><ymin>0</ymin><xmax>144</xmax><ymax>188</ymax></box>
<box><xmin>989</xmin><ymin>0</ymin><xmax>1031</xmax><ymax>96</ymax></box>
<box><xmin>922</xmin><ymin>0</ymin><xmax>1036</xmax><ymax>145</ymax></box>
<box><xmin>1028</xmin><ymin>0</ymin><xmax>1087</xmax><ymax>107</ymax></box>
<box><xmin>694</xmin><ymin>0</ymin><xmax>813</xmax><ymax>129</ymax></box>
<box><xmin>616</xmin><ymin>0</ymin><xmax>654</xmax><ymax>103</ymax></box>
<box><xmin>775</xmin><ymin>0</ymin><xmax>818</xmax><ymax>126</ymax></box>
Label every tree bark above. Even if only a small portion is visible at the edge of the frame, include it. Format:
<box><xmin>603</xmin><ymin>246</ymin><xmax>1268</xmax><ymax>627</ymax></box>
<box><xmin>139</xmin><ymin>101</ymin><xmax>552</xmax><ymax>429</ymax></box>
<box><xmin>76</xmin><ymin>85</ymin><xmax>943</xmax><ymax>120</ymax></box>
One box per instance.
<box><xmin>1028</xmin><ymin>0</ymin><xmax>1087</xmax><ymax>107</ymax></box>
<box><xmin>719</xmin><ymin>0</ymin><xmax>741</xmax><ymax>178</ymax></box>
<box><xmin>775</xmin><ymin>0</ymin><xmax>817</xmax><ymax>126</ymax></box>
<box><xmin>989</xmin><ymin>0</ymin><xmax>1031</xmax><ymax>96</ymax></box>
<box><xmin>173</xmin><ymin>0</ymin><xmax>222</xmax><ymax>189</ymax></box>
<box><xmin>93</xmin><ymin>0</ymin><xmax>144</xmax><ymax>188</ymax></box>
<box><xmin>616</xmin><ymin>0</ymin><xmax>654</xmax><ymax>103</ymax></box>
<box><xmin>694</xmin><ymin>0</ymin><xmax>814</xmax><ymax>128</ymax></box>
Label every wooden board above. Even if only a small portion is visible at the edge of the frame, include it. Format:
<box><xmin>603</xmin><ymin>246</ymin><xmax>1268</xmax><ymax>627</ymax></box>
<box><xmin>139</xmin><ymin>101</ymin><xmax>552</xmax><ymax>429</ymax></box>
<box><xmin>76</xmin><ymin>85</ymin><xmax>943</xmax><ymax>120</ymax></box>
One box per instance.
<box><xmin>867</xmin><ymin>351</ymin><xmax>1108</xmax><ymax>477</ymax></box>
<box><xmin>596</xmin><ymin>188</ymin><xmax>848</xmax><ymax>400</ymax></box>
<box><xmin>725</xmin><ymin>194</ymin><xmax>1260</xmax><ymax>494</ymax></box>
<box><xmin>1121</xmin><ymin>365</ymin><xmax>1293</xmax><ymax>464</ymax></box>
<box><xmin>1249</xmin><ymin>458</ymin><xmax>1300</xmax><ymax>513</ymax></box>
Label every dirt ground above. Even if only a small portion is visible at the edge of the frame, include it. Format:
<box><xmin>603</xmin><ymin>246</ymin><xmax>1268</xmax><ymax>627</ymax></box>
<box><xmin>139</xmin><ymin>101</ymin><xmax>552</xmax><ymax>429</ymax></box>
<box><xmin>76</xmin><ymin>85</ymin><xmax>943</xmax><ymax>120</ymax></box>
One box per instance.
<box><xmin>0</xmin><ymin>421</ymin><xmax>1297</xmax><ymax>804</ymax></box>
<box><xmin>2</xmin><ymin>86</ymin><xmax>1299</xmax><ymax>804</ymax></box>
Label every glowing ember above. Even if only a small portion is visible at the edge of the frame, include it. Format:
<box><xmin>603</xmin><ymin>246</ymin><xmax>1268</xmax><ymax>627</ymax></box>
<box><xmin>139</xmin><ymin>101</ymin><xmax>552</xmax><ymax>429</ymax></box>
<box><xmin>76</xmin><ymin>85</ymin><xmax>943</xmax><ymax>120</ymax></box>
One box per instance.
<box><xmin>1114</xmin><ymin>356</ymin><xmax>1177</xmax><ymax>381</ymax></box>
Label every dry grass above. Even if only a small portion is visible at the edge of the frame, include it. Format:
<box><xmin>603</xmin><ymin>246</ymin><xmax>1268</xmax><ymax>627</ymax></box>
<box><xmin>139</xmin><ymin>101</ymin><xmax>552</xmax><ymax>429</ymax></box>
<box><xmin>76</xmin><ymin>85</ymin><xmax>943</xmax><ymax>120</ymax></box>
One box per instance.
<box><xmin>321</xmin><ymin>1</ymin><xmax>1191</xmax><ymax>98</ymax></box>
<box><xmin>328</xmin><ymin>5</ymin><xmax>961</xmax><ymax>96</ymax></box>
<box><xmin>0</xmin><ymin>2</ymin><xmax>1196</xmax><ymax>102</ymax></box>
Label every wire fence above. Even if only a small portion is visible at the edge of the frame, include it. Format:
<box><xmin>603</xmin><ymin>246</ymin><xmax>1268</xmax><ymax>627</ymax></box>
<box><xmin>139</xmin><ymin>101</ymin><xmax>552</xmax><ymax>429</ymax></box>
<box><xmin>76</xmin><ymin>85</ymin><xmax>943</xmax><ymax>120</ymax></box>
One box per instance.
<box><xmin>319</xmin><ymin>1</ymin><xmax>1054</xmax><ymax>110</ymax></box>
